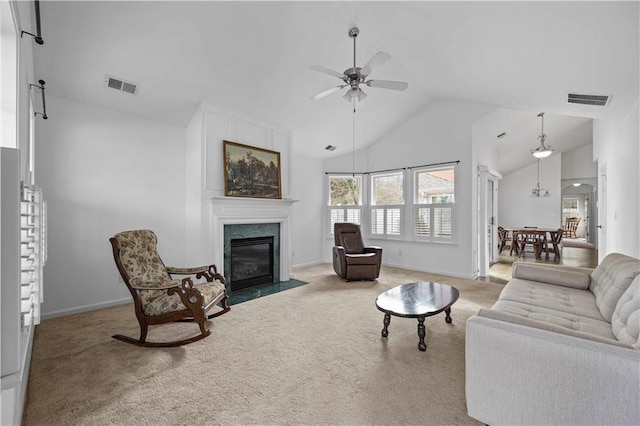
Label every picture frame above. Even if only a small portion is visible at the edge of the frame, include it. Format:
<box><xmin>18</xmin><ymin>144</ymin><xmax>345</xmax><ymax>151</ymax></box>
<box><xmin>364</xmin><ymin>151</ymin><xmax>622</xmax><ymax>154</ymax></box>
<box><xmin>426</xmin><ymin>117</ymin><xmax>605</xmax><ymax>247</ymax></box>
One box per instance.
<box><xmin>223</xmin><ymin>140</ymin><xmax>282</xmax><ymax>199</ymax></box>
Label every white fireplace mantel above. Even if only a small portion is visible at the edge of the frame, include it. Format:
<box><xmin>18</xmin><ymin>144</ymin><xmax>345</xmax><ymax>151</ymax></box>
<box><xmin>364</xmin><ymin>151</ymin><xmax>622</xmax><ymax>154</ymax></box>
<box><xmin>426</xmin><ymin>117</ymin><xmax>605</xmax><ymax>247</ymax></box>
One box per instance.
<box><xmin>209</xmin><ymin>196</ymin><xmax>298</xmax><ymax>282</ymax></box>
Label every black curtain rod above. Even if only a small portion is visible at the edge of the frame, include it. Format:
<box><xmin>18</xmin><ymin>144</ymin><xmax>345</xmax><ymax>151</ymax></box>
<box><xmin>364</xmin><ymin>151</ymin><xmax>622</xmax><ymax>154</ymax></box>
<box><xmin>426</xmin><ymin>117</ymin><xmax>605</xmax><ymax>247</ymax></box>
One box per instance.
<box><xmin>407</xmin><ymin>160</ymin><xmax>460</xmax><ymax>170</ymax></box>
<box><xmin>325</xmin><ymin>160</ymin><xmax>460</xmax><ymax>176</ymax></box>
<box><xmin>21</xmin><ymin>0</ymin><xmax>44</xmax><ymax>45</ymax></box>
<box><xmin>30</xmin><ymin>80</ymin><xmax>47</xmax><ymax>119</ymax></box>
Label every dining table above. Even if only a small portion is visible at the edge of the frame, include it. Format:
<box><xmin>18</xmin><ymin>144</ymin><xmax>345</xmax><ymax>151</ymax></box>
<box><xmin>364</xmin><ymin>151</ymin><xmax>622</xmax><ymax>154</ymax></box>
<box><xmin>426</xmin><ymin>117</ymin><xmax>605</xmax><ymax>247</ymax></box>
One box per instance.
<box><xmin>501</xmin><ymin>227</ymin><xmax>562</xmax><ymax>258</ymax></box>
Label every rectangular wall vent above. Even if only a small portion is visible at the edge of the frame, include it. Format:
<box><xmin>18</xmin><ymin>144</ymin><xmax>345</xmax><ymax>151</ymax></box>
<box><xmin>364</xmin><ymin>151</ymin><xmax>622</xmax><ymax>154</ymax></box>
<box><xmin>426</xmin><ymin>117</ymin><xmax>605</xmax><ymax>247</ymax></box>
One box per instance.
<box><xmin>567</xmin><ymin>93</ymin><xmax>610</xmax><ymax>106</ymax></box>
<box><xmin>105</xmin><ymin>75</ymin><xmax>138</xmax><ymax>95</ymax></box>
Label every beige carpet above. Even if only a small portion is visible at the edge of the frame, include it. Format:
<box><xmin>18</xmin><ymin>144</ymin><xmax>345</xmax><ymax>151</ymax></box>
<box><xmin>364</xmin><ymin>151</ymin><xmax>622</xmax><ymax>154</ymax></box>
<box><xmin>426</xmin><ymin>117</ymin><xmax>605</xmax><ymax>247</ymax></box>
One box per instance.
<box><xmin>24</xmin><ymin>264</ymin><xmax>503</xmax><ymax>425</ymax></box>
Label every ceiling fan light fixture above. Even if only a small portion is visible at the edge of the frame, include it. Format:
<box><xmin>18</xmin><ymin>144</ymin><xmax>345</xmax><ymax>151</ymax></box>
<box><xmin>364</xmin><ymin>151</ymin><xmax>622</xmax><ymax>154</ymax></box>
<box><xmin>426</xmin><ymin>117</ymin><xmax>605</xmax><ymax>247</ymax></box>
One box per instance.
<box><xmin>342</xmin><ymin>86</ymin><xmax>367</xmax><ymax>102</ymax></box>
<box><xmin>357</xmin><ymin>88</ymin><xmax>367</xmax><ymax>101</ymax></box>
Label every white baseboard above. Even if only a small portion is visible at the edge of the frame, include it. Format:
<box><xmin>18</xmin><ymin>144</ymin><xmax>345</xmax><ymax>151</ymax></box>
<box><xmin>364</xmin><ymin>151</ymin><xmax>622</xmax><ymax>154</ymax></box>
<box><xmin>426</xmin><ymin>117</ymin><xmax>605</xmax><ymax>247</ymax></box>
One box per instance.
<box><xmin>382</xmin><ymin>262</ymin><xmax>475</xmax><ymax>280</ymax></box>
<box><xmin>41</xmin><ymin>297</ymin><xmax>131</xmax><ymax>321</ymax></box>
<box><xmin>292</xmin><ymin>260</ymin><xmax>324</xmax><ymax>269</ymax></box>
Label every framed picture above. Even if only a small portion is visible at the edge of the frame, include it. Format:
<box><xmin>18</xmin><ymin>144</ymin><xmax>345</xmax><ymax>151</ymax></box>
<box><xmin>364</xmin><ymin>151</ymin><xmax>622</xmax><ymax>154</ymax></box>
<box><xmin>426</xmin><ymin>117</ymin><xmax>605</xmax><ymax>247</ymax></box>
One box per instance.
<box><xmin>223</xmin><ymin>140</ymin><xmax>282</xmax><ymax>199</ymax></box>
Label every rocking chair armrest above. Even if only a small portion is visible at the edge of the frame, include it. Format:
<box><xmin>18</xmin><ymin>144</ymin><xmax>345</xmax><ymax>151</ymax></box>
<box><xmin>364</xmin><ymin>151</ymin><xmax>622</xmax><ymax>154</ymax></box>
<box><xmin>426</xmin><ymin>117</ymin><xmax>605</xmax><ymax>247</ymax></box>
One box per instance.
<box><xmin>166</xmin><ymin>265</ymin><xmax>209</xmax><ymax>275</ymax></box>
<box><xmin>129</xmin><ymin>277</ymin><xmax>183</xmax><ymax>290</ymax></box>
<box><xmin>168</xmin><ymin>278</ymin><xmax>206</xmax><ymax>311</ymax></box>
<box><xmin>167</xmin><ymin>264</ymin><xmax>226</xmax><ymax>284</ymax></box>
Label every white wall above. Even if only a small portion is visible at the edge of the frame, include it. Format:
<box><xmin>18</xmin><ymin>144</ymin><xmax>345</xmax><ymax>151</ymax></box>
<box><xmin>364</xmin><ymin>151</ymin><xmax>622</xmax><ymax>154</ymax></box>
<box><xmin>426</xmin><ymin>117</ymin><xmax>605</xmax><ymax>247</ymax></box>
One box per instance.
<box><xmin>562</xmin><ymin>144</ymin><xmax>597</xmax><ymax>180</ymax></box>
<box><xmin>185</xmin><ymin>103</ymin><xmax>296</xmax><ymax>267</ymax></box>
<box><xmin>498</xmin><ymin>154</ymin><xmax>562</xmax><ymax>229</ymax></box>
<box><xmin>290</xmin><ymin>153</ymin><xmax>324</xmax><ymax>268</ymax></box>
<box><xmin>323</xmin><ymin>100</ymin><xmax>496</xmax><ymax>278</ymax></box>
<box><xmin>593</xmin><ymin>99</ymin><xmax>640</xmax><ymax>258</ymax></box>
<box><xmin>35</xmin><ymin>96</ymin><xmax>188</xmax><ymax>318</ymax></box>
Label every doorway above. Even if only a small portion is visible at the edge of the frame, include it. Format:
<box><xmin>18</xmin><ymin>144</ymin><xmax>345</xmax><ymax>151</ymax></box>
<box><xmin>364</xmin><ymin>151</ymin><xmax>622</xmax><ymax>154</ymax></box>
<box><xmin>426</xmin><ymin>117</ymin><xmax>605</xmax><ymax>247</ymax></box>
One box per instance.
<box><xmin>478</xmin><ymin>165</ymin><xmax>502</xmax><ymax>277</ymax></box>
<box><xmin>561</xmin><ymin>182</ymin><xmax>596</xmax><ymax>243</ymax></box>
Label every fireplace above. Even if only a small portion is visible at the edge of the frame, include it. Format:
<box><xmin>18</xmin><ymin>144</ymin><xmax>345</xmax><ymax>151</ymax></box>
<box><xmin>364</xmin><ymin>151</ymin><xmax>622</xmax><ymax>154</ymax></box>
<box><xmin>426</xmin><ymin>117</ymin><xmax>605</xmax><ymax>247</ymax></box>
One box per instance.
<box><xmin>229</xmin><ymin>236</ymin><xmax>274</xmax><ymax>290</ymax></box>
<box><xmin>210</xmin><ymin>196</ymin><xmax>296</xmax><ymax>285</ymax></box>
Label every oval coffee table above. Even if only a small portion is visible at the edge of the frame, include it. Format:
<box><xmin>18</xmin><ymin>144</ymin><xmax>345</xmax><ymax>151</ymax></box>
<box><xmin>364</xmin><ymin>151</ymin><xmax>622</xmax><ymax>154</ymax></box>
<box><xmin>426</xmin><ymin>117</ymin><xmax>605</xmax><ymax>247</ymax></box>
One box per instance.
<box><xmin>375</xmin><ymin>282</ymin><xmax>459</xmax><ymax>351</ymax></box>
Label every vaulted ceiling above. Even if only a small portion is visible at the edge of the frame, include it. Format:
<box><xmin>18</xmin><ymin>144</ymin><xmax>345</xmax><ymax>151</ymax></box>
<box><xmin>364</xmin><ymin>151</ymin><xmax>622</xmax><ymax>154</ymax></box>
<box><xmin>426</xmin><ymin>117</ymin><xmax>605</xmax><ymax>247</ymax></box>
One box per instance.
<box><xmin>31</xmin><ymin>1</ymin><xmax>639</xmax><ymax>172</ymax></box>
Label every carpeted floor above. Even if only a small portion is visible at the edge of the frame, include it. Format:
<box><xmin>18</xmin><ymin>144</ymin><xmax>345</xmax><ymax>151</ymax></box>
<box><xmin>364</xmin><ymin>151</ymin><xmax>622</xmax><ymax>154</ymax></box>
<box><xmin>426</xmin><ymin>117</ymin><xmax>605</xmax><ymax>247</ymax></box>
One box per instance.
<box><xmin>23</xmin><ymin>264</ymin><xmax>504</xmax><ymax>425</ymax></box>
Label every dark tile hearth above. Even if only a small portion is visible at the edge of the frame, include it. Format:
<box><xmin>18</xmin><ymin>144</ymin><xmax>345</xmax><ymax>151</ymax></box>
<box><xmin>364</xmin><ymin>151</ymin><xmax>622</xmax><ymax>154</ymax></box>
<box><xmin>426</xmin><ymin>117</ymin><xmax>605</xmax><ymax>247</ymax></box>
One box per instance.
<box><xmin>228</xmin><ymin>279</ymin><xmax>308</xmax><ymax>305</ymax></box>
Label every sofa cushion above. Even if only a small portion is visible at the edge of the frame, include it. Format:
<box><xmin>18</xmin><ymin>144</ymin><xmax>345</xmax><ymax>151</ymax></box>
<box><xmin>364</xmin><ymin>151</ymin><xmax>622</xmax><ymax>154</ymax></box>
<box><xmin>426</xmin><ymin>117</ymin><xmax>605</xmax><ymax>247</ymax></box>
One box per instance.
<box><xmin>590</xmin><ymin>253</ymin><xmax>640</xmax><ymax>322</ymax></box>
<box><xmin>611</xmin><ymin>275</ymin><xmax>640</xmax><ymax>347</ymax></box>
<box><xmin>512</xmin><ymin>262</ymin><xmax>591</xmax><ymax>289</ymax></box>
<box><xmin>497</xmin><ymin>278</ymin><xmax>605</xmax><ymax>321</ymax></box>
<box><xmin>477</xmin><ymin>308</ymin><xmax>633</xmax><ymax>348</ymax></box>
<box><xmin>491</xmin><ymin>299</ymin><xmax>615</xmax><ymax>339</ymax></box>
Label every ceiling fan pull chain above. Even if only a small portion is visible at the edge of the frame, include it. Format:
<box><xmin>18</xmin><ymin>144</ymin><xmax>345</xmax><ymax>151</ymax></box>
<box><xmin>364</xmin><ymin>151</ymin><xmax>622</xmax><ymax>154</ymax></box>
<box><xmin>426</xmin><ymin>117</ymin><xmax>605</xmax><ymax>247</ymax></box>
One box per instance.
<box><xmin>352</xmin><ymin>101</ymin><xmax>356</xmax><ymax>176</ymax></box>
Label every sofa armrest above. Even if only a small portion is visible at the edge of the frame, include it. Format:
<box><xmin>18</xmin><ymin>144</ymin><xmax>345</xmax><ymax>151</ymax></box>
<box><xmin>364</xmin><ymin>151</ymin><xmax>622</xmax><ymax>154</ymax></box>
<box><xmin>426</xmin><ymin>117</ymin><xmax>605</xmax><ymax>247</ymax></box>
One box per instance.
<box><xmin>466</xmin><ymin>314</ymin><xmax>640</xmax><ymax>426</ymax></box>
<box><xmin>512</xmin><ymin>261</ymin><xmax>593</xmax><ymax>289</ymax></box>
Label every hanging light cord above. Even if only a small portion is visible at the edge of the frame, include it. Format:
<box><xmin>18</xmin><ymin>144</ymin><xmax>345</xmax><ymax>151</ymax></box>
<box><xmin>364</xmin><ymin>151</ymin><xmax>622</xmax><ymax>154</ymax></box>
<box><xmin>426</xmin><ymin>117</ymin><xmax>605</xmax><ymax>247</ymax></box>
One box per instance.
<box><xmin>352</xmin><ymin>99</ymin><xmax>356</xmax><ymax>176</ymax></box>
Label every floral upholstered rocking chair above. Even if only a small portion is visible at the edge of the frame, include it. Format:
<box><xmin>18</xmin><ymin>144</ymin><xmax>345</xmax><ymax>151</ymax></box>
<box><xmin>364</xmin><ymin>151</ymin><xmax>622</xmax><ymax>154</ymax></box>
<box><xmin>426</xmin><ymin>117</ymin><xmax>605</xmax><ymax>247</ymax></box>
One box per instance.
<box><xmin>110</xmin><ymin>230</ymin><xmax>230</xmax><ymax>347</ymax></box>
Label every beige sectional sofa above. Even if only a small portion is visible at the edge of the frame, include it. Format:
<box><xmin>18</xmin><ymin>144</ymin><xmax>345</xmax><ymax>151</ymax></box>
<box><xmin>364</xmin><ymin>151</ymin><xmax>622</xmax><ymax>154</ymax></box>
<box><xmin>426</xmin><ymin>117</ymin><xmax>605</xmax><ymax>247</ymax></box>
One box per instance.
<box><xmin>466</xmin><ymin>253</ymin><xmax>640</xmax><ymax>425</ymax></box>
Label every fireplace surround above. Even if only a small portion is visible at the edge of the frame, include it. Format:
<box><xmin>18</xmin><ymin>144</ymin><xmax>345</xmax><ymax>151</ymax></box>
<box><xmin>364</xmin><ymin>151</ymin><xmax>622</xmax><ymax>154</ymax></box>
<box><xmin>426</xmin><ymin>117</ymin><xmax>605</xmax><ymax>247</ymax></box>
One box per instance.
<box><xmin>225</xmin><ymin>225</ymin><xmax>279</xmax><ymax>290</ymax></box>
<box><xmin>209</xmin><ymin>196</ymin><xmax>296</xmax><ymax>284</ymax></box>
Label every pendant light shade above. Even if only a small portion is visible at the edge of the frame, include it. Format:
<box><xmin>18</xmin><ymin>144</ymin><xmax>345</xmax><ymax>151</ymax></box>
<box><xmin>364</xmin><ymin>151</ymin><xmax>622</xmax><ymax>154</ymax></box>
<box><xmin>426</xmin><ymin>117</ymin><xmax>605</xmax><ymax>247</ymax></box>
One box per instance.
<box><xmin>530</xmin><ymin>112</ymin><xmax>553</xmax><ymax>159</ymax></box>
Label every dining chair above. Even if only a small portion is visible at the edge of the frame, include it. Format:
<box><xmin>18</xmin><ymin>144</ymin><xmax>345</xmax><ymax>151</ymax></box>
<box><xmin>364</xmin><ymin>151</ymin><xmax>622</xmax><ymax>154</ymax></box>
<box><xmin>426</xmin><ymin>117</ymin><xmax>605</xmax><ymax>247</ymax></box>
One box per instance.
<box><xmin>543</xmin><ymin>228</ymin><xmax>564</xmax><ymax>259</ymax></box>
<box><xmin>517</xmin><ymin>230</ymin><xmax>545</xmax><ymax>259</ymax></box>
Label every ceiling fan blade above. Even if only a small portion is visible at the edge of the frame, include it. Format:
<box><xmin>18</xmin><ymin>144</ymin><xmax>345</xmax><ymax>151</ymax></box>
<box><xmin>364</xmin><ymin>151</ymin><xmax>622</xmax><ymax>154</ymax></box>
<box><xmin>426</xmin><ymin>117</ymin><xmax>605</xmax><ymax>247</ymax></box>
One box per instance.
<box><xmin>367</xmin><ymin>80</ymin><xmax>408</xmax><ymax>91</ymax></box>
<box><xmin>360</xmin><ymin>51</ymin><xmax>391</xmax><ymax>76</ymax></box>
<box><xmin>310</xmin><ymin>65</ymin><xmax>345</xmax><ymax>79</ymax></box>
<box><xmin>310</xmin><ymin>86</ymin><xmax>342</xmax><ymax>101</ymax></box>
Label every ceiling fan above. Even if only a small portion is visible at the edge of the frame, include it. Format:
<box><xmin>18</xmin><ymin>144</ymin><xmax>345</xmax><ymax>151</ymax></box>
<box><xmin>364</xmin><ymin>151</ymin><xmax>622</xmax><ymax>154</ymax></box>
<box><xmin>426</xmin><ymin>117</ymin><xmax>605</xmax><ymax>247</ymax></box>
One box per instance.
<box><xmin>310</xmin><ymin>27</ymin><xmax>408</xmax><ymax>102</ymax></box>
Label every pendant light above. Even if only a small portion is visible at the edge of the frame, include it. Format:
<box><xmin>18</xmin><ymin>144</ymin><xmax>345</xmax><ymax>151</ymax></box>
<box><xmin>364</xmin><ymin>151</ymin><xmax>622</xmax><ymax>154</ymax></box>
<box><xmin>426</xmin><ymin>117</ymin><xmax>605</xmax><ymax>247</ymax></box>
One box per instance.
<box><xmin>530</xmin><ymin>112</ymin><xmax>553</xmax><ymax>159</ymax></box>
<box><xmin>531</xmin><ymin>159</ymin><xmax>550</xmax><ymax>197</ymax></box>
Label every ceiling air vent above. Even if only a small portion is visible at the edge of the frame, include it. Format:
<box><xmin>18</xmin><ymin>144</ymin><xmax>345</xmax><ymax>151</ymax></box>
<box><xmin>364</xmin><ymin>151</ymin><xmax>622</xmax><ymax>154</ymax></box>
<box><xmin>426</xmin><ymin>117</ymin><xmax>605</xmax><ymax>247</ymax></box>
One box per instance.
<box><xmin>567</xmin><ymin>93</ymin><xmax>610</xmax><ymax>106</ymax></box>
<box><xmin>325</xmin><ymin>145</ymin><xmax>337</xmax><ymax>151</ymax></box>
<box><xmin>105</xmin><ymin>75</ymin><xmax>138</xmax><ymax>95</ymax></box>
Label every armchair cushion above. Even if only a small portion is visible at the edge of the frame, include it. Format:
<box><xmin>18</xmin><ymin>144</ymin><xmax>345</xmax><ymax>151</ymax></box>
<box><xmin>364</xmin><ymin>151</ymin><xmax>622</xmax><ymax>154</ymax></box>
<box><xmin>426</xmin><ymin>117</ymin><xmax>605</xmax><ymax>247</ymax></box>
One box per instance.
<box><xmin>115</xmin><ymin>229</ymin><xmax>168</xmax><ymax>285</ymax></box>
<box><xmin>142</xmin><ymin>280</ymin><xmax>226</xmax><ymax>317</ymax></box>
<box><xmin>129</xmin><ymin>277</ymin><xmax>182</xmax><ymax>290</ymax></box>
<box><xmin>345</xmin><ymin>253</ymin><xmax>378</xmax><ymax>265</ymax></box>
<box><xmin>340</xmin><ymin>234</ymin><xmax>365</xmax><ymax>254</ymax></box>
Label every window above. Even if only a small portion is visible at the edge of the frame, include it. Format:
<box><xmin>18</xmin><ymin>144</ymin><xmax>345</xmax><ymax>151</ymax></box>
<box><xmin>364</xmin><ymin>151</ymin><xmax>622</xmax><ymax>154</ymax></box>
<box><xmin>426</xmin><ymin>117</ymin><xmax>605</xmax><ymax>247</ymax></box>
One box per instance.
<box><xmin>562</xmin><ymin>197</ymin><xmax>579</xmax><ymax>221</ymax></box>
<box><xmin>328</xmin><ymin>175</ymin><xmax>362</xmax><ymax>233</ymax></box>
<box><xmin>413</xmin><ymin>167</ymin><xmax>455</xmax><ymax>240</ymax></box>
<box><xmin>371</xmin><ymin>172</ymin><xmax>403</xmax><ymax>236</ymax></box>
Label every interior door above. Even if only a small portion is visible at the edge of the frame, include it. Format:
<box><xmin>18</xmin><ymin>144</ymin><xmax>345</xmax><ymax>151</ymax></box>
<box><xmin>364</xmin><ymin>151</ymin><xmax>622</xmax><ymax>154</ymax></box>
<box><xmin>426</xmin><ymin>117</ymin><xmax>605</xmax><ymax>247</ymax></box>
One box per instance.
<box><xmin>598</xmin><ymin>165</ymin><xmax>607</xmax><ymax>260</ymax></box>
<box><xmin>487</xmin><ymin>179</ymin><xmax>496</xmax><ymax>264</ymax></box>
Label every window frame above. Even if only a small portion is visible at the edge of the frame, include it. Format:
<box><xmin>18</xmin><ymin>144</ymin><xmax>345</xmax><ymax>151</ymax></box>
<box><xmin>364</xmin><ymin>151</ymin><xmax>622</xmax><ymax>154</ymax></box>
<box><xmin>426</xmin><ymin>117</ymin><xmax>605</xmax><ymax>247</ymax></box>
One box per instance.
<box><xmin>411</xmin><ymin>166</ymin><xmax>456</xmax><ymax>242</ymax></box>
<box><xmin>369</xmin><ymin>170</ymin><xmax>405</xmax><ymax>239</ymax></box>
<box><xmin>326</xmin><ymin>174</ymin><xmax>364</xmax><ymax>236</ymax></box>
